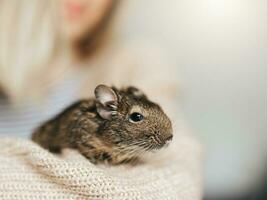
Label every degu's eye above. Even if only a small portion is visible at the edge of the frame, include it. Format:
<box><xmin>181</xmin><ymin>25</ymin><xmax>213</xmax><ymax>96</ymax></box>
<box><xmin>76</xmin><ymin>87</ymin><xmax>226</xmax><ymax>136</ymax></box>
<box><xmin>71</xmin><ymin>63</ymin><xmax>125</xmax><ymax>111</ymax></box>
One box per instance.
<box><xmin>129</xmin><ymin>112</ymin><xmax>144</xmax><ymax>122</ymax></box>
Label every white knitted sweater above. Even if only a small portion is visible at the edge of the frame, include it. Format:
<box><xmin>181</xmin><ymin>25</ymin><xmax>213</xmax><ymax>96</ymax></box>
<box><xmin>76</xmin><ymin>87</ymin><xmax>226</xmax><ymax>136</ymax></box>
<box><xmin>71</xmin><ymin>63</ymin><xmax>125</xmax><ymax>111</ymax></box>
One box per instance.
<box><xmin>0</xmin><ymin>134</ymin><xmax>202</xmax><ymax>200</ymax></box>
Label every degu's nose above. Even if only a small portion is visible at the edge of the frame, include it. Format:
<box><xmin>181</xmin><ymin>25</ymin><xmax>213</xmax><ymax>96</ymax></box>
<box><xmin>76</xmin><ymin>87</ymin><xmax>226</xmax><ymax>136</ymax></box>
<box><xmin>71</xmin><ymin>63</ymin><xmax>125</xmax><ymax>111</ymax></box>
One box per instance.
<box><xmin>165</xmin><ymin>135</ymin><xmax>173</xmax><ymax>141</ymax></box>
<box><xmin>163</xmin><ymin>134</ymin><xmax>173</xmax><ymax>147</ymax></box>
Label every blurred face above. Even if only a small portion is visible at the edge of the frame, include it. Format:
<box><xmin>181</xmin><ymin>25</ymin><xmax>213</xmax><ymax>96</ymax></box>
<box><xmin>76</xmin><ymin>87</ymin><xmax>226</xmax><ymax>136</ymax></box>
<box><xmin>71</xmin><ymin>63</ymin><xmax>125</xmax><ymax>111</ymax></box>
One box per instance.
<box><xmin>60</xmin><ymin>0</ymin><xmax>113</xmax><ymax>40</ymax></box>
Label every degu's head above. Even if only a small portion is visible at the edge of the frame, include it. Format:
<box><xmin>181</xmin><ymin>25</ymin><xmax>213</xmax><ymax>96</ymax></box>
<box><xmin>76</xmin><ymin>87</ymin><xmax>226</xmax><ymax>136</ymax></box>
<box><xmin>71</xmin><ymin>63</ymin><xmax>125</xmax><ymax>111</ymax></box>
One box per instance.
<box><xmin>94</xmin><ymin>85</ymin><xmax>173</xmax><ymax>155</ymax></box>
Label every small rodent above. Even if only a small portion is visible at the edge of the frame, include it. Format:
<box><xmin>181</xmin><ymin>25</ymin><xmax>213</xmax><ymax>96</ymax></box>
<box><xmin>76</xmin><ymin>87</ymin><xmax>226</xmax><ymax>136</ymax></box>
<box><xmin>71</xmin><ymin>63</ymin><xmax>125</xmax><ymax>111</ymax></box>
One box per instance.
<box><xmin>32</xmin><ymin>85</ymin><xmax>173</xmax><ymax>165</ymax></box>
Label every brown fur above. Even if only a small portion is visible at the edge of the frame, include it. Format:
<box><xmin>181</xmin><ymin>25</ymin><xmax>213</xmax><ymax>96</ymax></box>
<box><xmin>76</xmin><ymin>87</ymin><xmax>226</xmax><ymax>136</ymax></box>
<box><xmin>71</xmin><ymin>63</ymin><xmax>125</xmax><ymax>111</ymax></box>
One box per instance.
<box><xmin>31</xmin><ymin>85</ymin><xmax>173</xmax><ymax>165</ymax></box>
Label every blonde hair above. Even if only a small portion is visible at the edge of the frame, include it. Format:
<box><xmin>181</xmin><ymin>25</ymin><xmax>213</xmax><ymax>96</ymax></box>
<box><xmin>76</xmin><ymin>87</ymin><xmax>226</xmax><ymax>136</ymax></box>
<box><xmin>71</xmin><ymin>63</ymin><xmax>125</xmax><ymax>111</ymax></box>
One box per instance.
<box><xmin>0</xmin><ymin>0</ymin><xmax>66</xmax><ymax>101</ymax></box>
<box><xmin>0</xmin><ymin>0</ymin><xmax>119</xmax><ymax>102</ymax></box>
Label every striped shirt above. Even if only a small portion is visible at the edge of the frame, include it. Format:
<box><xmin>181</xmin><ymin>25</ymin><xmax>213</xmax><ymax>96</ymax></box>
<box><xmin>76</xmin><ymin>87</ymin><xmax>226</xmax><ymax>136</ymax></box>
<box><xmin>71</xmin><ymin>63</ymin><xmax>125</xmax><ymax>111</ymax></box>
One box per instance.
<box><xmin>0</xmin><ymin>73</ymin><xmax>84</xmax><ymax>138</ymax></box>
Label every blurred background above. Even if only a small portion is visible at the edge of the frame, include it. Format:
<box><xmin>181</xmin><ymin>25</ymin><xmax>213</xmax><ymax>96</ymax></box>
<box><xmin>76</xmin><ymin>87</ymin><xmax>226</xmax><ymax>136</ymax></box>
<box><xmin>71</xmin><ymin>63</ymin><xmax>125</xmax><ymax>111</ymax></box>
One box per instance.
<box><xmin>0</xmin><ymin>0</ymin><xmax>266</xmax><ymax>199</ymax></box>
<box><xmin>115</xmin><ymin>0</ymin><xmax>267</xmax><ymax>199</ymax></box>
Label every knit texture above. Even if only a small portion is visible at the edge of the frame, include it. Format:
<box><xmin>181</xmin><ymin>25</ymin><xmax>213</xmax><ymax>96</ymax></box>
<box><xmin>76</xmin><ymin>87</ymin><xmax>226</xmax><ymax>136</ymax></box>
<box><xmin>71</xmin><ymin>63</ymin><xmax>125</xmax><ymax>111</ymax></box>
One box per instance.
<box><xmin>0</xmin><ymin>135</ymin><xmax>202</xmax><ymax>200</ymax></box>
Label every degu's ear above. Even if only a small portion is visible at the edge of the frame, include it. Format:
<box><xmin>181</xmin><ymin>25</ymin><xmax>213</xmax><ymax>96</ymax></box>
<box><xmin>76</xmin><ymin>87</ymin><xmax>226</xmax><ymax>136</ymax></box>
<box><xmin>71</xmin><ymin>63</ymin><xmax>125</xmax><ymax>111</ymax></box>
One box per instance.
<box><xmin>126</xmin><ymin>86</ymin><xmax>147</xmax><ymax>99</ymax></box>
<box><xmin>94</xmin><ymin>85</ymin><xmax>118</xmax><ymax>119</ymax></box>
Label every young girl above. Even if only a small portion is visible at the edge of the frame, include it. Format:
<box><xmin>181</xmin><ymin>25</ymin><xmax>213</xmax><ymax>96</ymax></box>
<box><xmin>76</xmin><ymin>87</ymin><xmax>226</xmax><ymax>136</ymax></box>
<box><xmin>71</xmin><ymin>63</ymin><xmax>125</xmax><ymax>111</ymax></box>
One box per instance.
<box><xmin>0</xmin><ymin>0</ymin><xmax>119</xmax><ymax>137</ymax></box>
